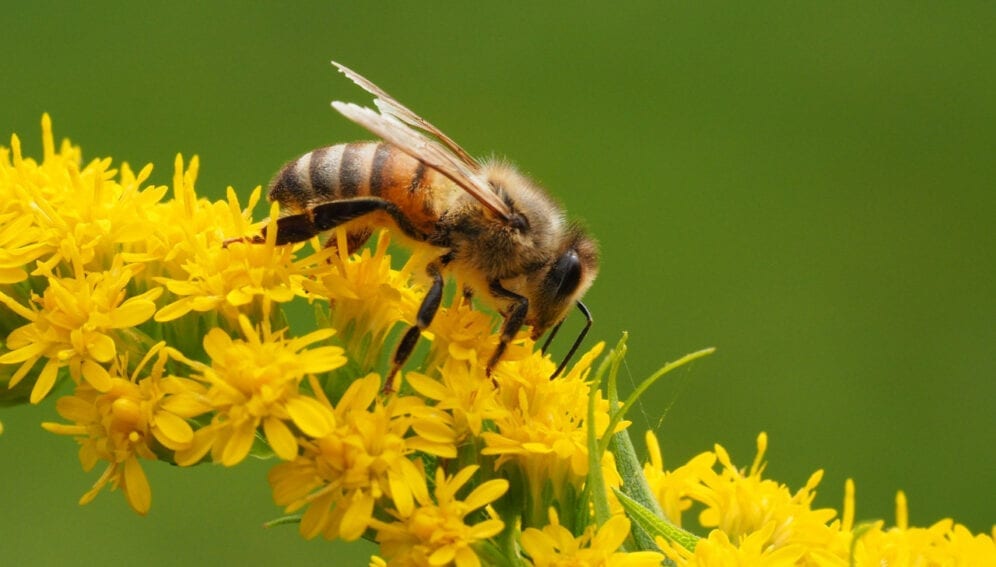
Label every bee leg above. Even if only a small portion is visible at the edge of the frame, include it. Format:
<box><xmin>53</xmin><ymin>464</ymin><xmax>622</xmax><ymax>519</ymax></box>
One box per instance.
<box><xmin>549</xmin><ymin>301</ymin><xmax>593</xmax><ymax>379</ymax></box>
<box><xmin>262</xmin><ymin>198</ymin><xmax>426</xmax><ymax>245</ymax></box>
<box><xmin>485</xmin><ymin>280</ymin><xmax>529</xmax><ymax>376</ymax></box>
<box><xmin>322</xmin><ymin>227</ymin><xmax>373</xmax><ymax>255</ymax></box>
<box><xmin>540</xmin><ymin>320</ymin><xmax>564</xmax><ymax>354</ymax></box>
<box><xmin>385</xmin><ymin>258</ymin><xmax>448</xmax><ymax>392</ymax></box>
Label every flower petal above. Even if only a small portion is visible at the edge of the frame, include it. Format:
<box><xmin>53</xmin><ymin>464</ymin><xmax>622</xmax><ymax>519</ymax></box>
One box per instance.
<box><xmin>30</xmin><ymin>359</ymin><xmax>62</xmax><ymax>404</ymax></box>
<box><xmin>285</xmin><ymin>396</ymin><xmax>334</xmax><ymax>438</ymax></box>
<box><xmin>152</xmin><ymin>411</ymin><xmax>194</xmax><ymax>449</ymax></box>
<box><xmin>263</xmin><ymin>417</ymin><xmax>298</xmax><ymax>461</ymax></box>
<box><xmin>122</xmin><ymin>456</ymin><xmax>152</xmax><ymax>515</ymax></box>
<box><xmin>81</xmin><ymin>358</ymin><xmax>112</xmax><ymax>392</ymax></box>
<box><xmin>86</xmin><ymin>332</ymin><xmax>117</xmax><ymax>362</ymax></box>
<box><xmin>221</xmin><ymin>418</ymin><xmax>257</xmax><ymax>466</ymax></box>
<box><xmin>109</xmin><ymin>298</ymin><xmax>157</xmax><ymax>328</ymax></box>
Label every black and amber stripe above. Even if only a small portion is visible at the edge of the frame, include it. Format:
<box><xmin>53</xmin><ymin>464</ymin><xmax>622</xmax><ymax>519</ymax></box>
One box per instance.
<box><xmin>265</xmin><ymin>142</ymin><xmax>442</xmax><ymax>241</ymax></box>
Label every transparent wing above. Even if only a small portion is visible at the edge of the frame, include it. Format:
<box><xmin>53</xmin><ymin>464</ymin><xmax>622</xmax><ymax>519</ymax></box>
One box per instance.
<box><xmin>331</xmin><ymin>61</ymin><xmax>511</xmax><ymax>220</ymax></box>
<box><xmin>333</xmin><ymin>61</ymin><xmax>478</xmax><ymax>168</ymax></box>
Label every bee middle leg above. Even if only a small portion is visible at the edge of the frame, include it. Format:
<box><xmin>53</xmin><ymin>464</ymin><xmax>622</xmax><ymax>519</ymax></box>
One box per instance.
<box><xmin>385</xmin><ymin>255</ymin><xmax>451</xmax><ymax>392</ymax></box>
<box><xmin>486</xmin><ymin>280</ymin><xmax>529</xmax><ymax>376</ymax></box>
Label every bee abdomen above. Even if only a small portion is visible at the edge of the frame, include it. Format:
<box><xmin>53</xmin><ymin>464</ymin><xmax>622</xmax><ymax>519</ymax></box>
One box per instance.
<box><xmin>268</xmin><ymin>142</ymin><xmax>428</xmax><ymax>213</ymax></box>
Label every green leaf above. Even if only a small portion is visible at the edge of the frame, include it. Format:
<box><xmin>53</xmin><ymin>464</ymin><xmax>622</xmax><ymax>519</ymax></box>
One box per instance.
<box><xmin>614</xmin><ymin>488</ymin><xmax>699</xmax><ymax>553</ymax></box>
<box><xmin>610</xmin><ymin>427</ymin><xmax>665</xmax><ymax>551</ymax></box>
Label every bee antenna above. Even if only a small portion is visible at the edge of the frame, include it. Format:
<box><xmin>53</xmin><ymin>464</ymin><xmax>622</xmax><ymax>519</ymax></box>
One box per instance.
<box><xmin>541</xmin><ymin>321</ymin><xmax>563</xmax><ymax>354</ymax></box>
<box><xmin>550</xmin><ymin>301</ymin><xmax>593</xmax><ymax>379</ymax></box>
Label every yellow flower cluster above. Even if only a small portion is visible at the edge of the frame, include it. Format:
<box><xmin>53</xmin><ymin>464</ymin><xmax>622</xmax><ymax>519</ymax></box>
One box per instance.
<box><xmin>645</xmin><ymin>431</ymin><xmax>996</xmax><ymax>565</ymax></box>
<box><xmin>2</xmin><ymin>117</ymin><xmax>992</xmax><ymax>566</ymax></box>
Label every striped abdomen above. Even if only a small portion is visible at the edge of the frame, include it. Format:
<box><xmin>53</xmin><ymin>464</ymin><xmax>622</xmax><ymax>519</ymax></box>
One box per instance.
<box><xmin>268</xmin><ymin>142</ymin><xmax>442</xmax><ymax>234</ymax></box>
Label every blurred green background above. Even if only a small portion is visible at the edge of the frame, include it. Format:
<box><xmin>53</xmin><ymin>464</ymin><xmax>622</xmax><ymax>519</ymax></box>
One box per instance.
<box><xmin>2</xmin><ymin>2</ymin><xmax>993</xmax><ymax>564</ymax></box>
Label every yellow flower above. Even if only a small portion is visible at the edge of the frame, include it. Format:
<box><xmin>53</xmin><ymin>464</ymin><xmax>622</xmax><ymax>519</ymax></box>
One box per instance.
<box><xmin>171</xmin><ymin>315</ymin><xmax>345</xmax><ymax>466</ymax></box>
<box><xmin>0</xmin><ymin>261</ymin><xmax>161</xmax><ymax>403</ymax></box>
<box><xmin>521</xmin><ymin>509</ymin><xmax>664</xmax><ymax>567</ymax></box>
<box><xmin>480</xmin><ymin>342</ymin><xmax>620</xmax><ymax>515</ymax></box>
<box><xmin>647</xmin><ymin>433</ymin><xmax>858</xmax><ymax>564</ymax></box>
<box><xmin>405</xmin><ymin>358</ymin><xmax>505</xmax><ymax>440</ymax></box>
<box><xmin>300</xmin><ymin>229</ymin><xmax>424</xmax><ymax>369</ymax></box>
<box><xmin>0</xmin><ymin>114</ymin><xmax>168</xmax><ymax>280</ymax></box>
<box><xmin>657</xmin><ymin>522</ymin><xmax>806</xmax><ymax>566</ymax></box>
<box><xmin>642</xmin><ymin>430</ymin><xmax>716</xmax><ymax>529</ymax></box>
<box><xmin>141</xmin><ymin>154</ymin><xmax>260</xmax><ymax>270</ymax></box>
<box><xmin>419</xmin><ymin>297</ymin><xmax>529</xmax><ymax>372</ymax></box>
<box><xmin>693</xmin><ymin>433</ymin><xmax>843</xmax><ymax>559</ymax></box>
<box><xmin>154</xmin><ymin>197</ymin><xmax>308</xmax><ymax>326</ymax></box>
<box><xmin>41</xmin><ymin>343</ymin><xmax>210</xmax><ymax>515</ymax></box>
<box><xmin>848</xmin><ymin>488</ymin><xmax>996</xmax><ymax>565</ymax></box>
<box><xmin>268</xmin><ymin>373</ymin><xmax>455</xmax><ymax>542</ymax></box>
<box><xmin>0</xmin><ymin>209</ymin><xmax>45</xmax><ymax>284</ymax></box>
<box><xmin>372</xmin><ymin>465</ymin><xmax>508</xmax><ymax>567</ymax></box>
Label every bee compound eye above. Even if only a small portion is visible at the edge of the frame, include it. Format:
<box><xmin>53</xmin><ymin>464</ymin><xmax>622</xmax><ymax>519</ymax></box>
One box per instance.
<box><xmin>545</xmin><ymin>249</ymin><xmax>582</xmax><ymax>300</ymax></box>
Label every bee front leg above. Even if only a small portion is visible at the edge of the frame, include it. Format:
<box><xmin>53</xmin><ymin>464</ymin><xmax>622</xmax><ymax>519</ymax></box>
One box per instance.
<box><xmin>486</xmin><ymin>280</ymin><xmax>529</xmax><ymax>376</ymax></box>
<box><xmin>386</xmin><ymin>257</ymin><xmax>448</xmax><ymax>392</ymax></box>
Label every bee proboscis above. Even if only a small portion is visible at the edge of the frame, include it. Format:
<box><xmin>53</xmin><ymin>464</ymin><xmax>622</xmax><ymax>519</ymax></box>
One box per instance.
<box><xmin>258</xmin><ymin>62</ymin><xmax>599</xmax><ymax>389</ymax></box>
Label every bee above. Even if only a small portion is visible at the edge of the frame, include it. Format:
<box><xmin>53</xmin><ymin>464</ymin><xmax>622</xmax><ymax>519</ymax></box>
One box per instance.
<box><xmin>259</xmin><ymin>62</ymin><xmax>598</xmax><ymax>389</ymax></box>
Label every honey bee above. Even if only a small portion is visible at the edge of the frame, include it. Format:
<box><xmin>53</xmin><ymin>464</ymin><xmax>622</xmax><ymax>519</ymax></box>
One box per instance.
<box><xmin>259</xmin><ymin>62</ymin><xmax>598</xmax><ymax>388</ymax></box>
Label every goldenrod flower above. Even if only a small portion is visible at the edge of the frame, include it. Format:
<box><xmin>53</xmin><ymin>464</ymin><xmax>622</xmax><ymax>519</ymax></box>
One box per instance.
<box><xmin>41</xmin><ymin>343</ymin><xmax>210</xmax><ymax>514</ymax></box>
<box><xmin>646</xmin><ymin>432</ymin><xmax>849</xmax><ymax>564</ymax></box>
<box><xmin>0</xmin><ymin>115</ymin><xmax>167</xmax><ymax>279</ymax></box>
<box><xmin>419</xmin><ymin>298</ymin><xmax>529</xmax><ymax>372</ymax></box>
<box><xmin>0</xmin><ymin>210</ymin><xmax>45</xmax><ymax>284</ymax></box>
<box><xmin>482</xmin><ymin>343</ymin><xmax>608</xmax><ymax>473</ymax></box>
<box><xmin>0</xmin><ymin>261</ymin><xmax>161</xmax><ymax>403</ymax></box>
<box><xmin>521</xmin><ymin>509</ymin><xmax>664</xmax><ymax>566</ymax></box>
<box><xmin>480</xmin><ymin>343</ymin><xmax>622</xmax><ymax>520</ymax></box>
<box><xmin>405</xmin><ymin>359</ymin><xmax>505</xmax><ymax>440</ymax></box>
<box><xmin>847</xmin><ymin>488</ymin><xmax>996</xmax><ymax>565</ymax></box>
<box><xmin>697</xmin><ymin>434</ymin><xmax>844</xmax><ymax>558</ymax></box>
<box><xmin>268</xmin><ymin>373</ymin><xmax>455</xmax><ymax>542</ymax></box>
<box><xmin>154</xmin><ymin>198</ymin><xmax>307</xmax><ymax>326</ymax></box>
<box><xmin>642</xmin><ymin>430</ymin><xmax>715</xmax><ymax>529</ymax></box>
<box><xmin>657</xmin><ymin>521</ymin><xmax>806</xmax><ymax>566</ymax></box>
<box><xmin>300</xmin><ymin>230</ymin><xmax>423</xmax><ymax>369</ymax></box>
<box><xmin>372</xmin><ymin>465</ymin><xmax>508</xmax><ymax>567</ymax></box>
<box><xmin>171</xmin><ymin>315</ymin><xmax>345</xmax><ymax>466</ymax></box>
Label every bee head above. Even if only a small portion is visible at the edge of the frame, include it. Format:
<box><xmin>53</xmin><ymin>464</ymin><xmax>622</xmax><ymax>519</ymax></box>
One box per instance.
<box><xmin>528</xmin><ymin>225</ymin><xmax>599</xmax><ymax>339</ymax></box>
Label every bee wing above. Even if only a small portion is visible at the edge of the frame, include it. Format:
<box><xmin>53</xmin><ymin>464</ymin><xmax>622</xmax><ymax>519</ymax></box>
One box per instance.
<box><xmin>332</xmin><ymin>61</ymin><xmax>478</xmax><ymax>169</ymax></box>
<box><xmin>332</xmin><ymin>101</ymin><xmax>512</xmax><ymax>220</ymax></box>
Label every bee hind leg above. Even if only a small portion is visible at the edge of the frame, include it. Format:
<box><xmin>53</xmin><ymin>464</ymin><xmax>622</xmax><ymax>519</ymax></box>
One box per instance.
<box><xmin>322</xmin><ymin>227</ymin><xmax>373</xmax><ymax>255</ymax></box>
<box><xmin>263</xmin><ymin>197</ymin><xmax>423</xmax><ymax>246</ymax></box>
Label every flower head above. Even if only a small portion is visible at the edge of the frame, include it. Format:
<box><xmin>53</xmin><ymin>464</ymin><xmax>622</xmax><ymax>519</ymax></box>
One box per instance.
<box><xmin>657</xmin><ymin>521</ymin><xmax>806</xmax><ymax>566</ymax></box>
<box><xmin>0</xmin><ymin>261</ymin><xmax>161</xmax><ymax>403</ymax></box>
<box><xmin>847</xmin><ymin>487</ymin><xmax>996</xmax><ymax>566</ymax></box>
<box><xmin>41</xmin><ymin>343</ymin><xmax>210</xmax><ymax>514</ymax></box>
<box><xmin>480</xmin><ymin>342</ymin><xmax>620</xmax><ymax>517</ymax></box>
<box><xmin>171</xmin><ymin>315</ymin><xmax>345</xmax><ymax>466</ymax></box>
<box><xmin>521</xmin><ymin>509</ymin><xmax>664</xmax><ymax>567</ymax></box>
<box><xmin>300</xmin><ymin>230</ymin><xmax>424</xmax><ymax>370</ymax></box>
<box><xmin>647</xmin><ymin>432</ymin><xmax>849</xmax><ymax>564</ymax></box>
<box><xmin>372</xmin><ymin>465</ymin><xmax>509</xmax><ymax>567</ymax></box>
<box><xmin>0</xmin><ymin>114</ymin><xmax>167</xmax><ymax>279</ymax></box>
<box><xmin>268</xmin><ymin>373</ymin><xmax>455</xmax><ymax>542</ymax></box>
<box><xmin>154</xmin><ymin>193</ymin><xmax>308</xmax><ymax>327</ymax></box>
